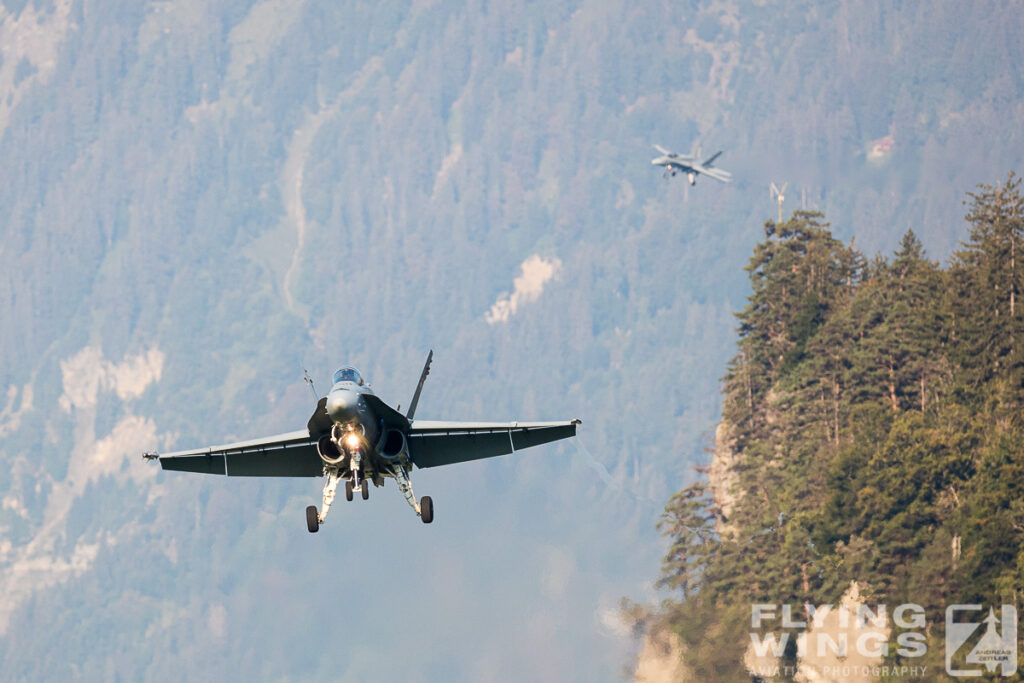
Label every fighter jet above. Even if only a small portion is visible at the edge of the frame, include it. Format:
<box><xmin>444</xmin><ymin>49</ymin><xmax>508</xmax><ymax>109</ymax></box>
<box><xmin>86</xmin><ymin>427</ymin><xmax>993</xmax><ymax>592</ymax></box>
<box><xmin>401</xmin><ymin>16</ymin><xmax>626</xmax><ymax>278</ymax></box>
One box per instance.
<box><xmin>651</xmin><ymin>144</ymin><xmax>732</xmax><ymax>185</ymax></box>
<box><xmin>145</xmin><ymin>351</ymin><xmax>580</xmax><ymax>532</ymax></box>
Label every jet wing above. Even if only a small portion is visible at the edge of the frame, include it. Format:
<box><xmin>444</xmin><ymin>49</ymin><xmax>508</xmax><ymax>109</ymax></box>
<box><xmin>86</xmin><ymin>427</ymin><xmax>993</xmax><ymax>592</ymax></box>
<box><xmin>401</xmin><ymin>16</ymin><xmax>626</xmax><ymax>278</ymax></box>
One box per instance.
<box><xmin>157</xmin><ymin>429</ymin><xmax>322</xmax><ymax>477</ymax></box>
<box><xmin>696</xmin><ymin>165</ymin><xmax>732</xmax><ymax>183</ymax></box>
<box><xmin>407</xmin><ymin>419</ymin><xmax>580</xmax><ymax>469</ymax></box>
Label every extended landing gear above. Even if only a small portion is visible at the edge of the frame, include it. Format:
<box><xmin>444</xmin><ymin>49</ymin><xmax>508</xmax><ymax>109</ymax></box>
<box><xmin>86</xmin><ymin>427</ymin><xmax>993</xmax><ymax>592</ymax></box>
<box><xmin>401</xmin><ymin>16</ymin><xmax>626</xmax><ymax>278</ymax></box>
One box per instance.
<box><xmin>307</xmin><ymin>467</ymin><xmax>341</xmax><ymax>533</ymax></box>
<box><xmin>348</xmin><ymin>448</ymin><xmax>370</xmax><ymax>499</ymax></box>
<box><xmin>345</xmin><ymin>474</ymin><xmax>369</xmax><ymax>501</ymax></box>
<box><xmin>308</xmin><ymin>460</ymin><xmax>433</xmax><ymax>530</ymax></box>
<box><xmin>391</xmin><ymin>464</ymin><xmax>433</xmax><ymax>524</ymax></box>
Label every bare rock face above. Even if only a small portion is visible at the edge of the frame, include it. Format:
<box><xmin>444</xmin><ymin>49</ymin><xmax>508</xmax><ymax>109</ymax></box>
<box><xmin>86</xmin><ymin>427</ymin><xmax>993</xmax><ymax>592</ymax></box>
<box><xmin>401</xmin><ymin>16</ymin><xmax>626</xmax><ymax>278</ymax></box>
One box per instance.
<box><xmin>708</xmin><ymin>421</ymin><xmax>741</xmax><ymax>536</ymax></box>
<box><xmin>795</xmin><ymin>582</ymin><xmax>890</xmax><ymax>683</ymax></box>
<box><xmin>634</xmin><ymin>624</ymin><xmax>692</xmax><ymax>683</ymax></box>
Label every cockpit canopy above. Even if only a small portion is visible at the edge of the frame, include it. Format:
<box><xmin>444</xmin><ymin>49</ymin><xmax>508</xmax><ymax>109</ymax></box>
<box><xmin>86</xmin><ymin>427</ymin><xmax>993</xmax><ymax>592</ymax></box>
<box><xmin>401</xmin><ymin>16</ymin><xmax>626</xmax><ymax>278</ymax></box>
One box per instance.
<box><xmin>332</xmin><ymin>366</ymin><xmax>363</xmax><ymax>385</ymax></box>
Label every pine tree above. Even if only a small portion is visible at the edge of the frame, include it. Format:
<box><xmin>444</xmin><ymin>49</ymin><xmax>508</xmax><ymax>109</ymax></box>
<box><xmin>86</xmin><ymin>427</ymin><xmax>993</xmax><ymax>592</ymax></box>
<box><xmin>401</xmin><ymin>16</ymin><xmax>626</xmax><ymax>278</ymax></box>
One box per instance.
<box><xmin>726</xmin><ymin>211</ymin><xmax>862</xmax><ymax>434</ymax></box>
<box><xmin>658</xmin><ymin>483</ymin><xmax>718</xmax><ymax>598</ymax></box>
<box><xmin>950</xmin><ymin>172</ymin><xmax>1024</xmax><ymax>411</ymax></box>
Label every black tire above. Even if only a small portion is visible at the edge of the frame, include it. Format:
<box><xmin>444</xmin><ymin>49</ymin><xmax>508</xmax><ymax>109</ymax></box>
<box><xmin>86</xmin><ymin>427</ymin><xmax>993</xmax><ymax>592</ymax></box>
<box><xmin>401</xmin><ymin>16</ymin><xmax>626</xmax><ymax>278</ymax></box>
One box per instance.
<box><xmin>420</xmin><ymin>495</ymin><xmax>433</xmax><ymax>524</ymax></box>
<box><xmin>361</xmin><ymin>483</ymin><xmax>369</xmax><ymax>500</ymax></box>
<box><xmin>306</xmin><ymin>506</ymin><xmax>320</xmax><ymax>533</ymax></box>
<box><xmin>345</xmin><ymin>479</ymin><xmax>353</xmax><ymax>502</ymax></box>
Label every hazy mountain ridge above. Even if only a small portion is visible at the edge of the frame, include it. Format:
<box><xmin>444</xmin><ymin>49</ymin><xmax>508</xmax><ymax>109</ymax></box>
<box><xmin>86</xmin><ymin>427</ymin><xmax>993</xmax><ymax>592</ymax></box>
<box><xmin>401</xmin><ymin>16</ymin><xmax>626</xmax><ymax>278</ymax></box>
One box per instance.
<box><xmin>0</xmin><ymin>1</ymin><xmax>1022</xmax><ymax>680</ymax></box>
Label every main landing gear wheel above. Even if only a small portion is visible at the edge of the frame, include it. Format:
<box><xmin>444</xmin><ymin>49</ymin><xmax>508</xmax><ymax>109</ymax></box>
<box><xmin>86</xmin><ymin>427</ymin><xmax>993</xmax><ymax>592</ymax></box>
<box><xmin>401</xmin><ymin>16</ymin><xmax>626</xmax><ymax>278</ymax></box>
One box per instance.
<box><xmin>345</xmin><ymin>480</ymin><xmax>353</xmax><ymax>501</ymax></box>
<box><xmin>420</xmin><ymin>495</ymin><xmax>433</xmax><ymax>524</ymax></box>
<box><xmin>306</xmin><ymin>505</ymin><xmax>320</xmax><ymax>533</ymax></box>
<box><xmin>361</xmin><ymin>484</ymin><xmax>369</xmax><ymax>500</ymax></box>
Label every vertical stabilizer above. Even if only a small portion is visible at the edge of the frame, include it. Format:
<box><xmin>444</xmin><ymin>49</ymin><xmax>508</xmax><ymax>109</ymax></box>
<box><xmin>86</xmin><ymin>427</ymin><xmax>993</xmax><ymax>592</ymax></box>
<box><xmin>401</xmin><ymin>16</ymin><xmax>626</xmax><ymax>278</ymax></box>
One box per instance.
<box><xmin>406</xmin><ymin>350</ymin><xmax>433</xmax><ymax>420</ymax></box>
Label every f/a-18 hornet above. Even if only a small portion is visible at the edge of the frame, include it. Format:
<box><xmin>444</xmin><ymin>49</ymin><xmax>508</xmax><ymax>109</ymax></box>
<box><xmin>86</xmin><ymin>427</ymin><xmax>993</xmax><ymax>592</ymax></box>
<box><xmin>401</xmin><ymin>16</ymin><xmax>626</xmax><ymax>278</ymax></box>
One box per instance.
<box><xmin>651</xmin><ymin>144</ymin><xmax>732</xmax><ymax>185</ymax></box>
<box><xmin>145</xmin><ymin>351</ymin><xmax>580</xmax><ymax>532</ymax></box>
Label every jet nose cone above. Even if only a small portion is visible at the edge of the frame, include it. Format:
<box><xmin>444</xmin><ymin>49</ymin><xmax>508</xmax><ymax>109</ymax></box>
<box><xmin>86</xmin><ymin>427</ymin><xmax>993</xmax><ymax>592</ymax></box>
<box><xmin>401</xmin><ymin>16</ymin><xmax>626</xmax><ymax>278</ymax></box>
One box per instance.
<box><xmin>326</xmin><ymin>390</ymin><xmax>358</xmax><ymax>422</ymax></box>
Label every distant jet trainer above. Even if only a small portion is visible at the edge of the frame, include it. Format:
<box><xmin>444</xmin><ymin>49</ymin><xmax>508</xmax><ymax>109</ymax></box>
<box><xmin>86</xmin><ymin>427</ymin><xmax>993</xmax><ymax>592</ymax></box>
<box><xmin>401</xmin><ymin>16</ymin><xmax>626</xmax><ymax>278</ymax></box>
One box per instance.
<box><xmin>651</xmin><ymin>144</ymin><xmax>732</xmax><ymax>185</ymax></box>
<box><xmin>145</xmin><ymin>351</ymin><xmax>580</xmax><ymax>532</ymax></box>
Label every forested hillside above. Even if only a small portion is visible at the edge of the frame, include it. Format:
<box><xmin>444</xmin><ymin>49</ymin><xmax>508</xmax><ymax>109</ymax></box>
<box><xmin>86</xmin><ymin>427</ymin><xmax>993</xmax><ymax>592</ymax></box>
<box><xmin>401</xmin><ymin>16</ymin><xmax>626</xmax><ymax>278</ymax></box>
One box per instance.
<box><xmin>653</xmin><ymin>175</ymin><xmax>1024</xmax><ymax>679</ymax></box>
<box><xmin>1</xmin><ymin>1</ymin><xmax>1023</xmax><ymax>680</ymax></box>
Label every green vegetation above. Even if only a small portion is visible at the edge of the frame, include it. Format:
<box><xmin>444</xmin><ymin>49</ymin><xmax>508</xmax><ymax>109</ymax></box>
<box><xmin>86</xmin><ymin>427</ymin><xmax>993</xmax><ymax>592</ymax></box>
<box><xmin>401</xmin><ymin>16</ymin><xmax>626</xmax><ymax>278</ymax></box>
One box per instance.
<box><xmin>656</xmin><ymin>173</ymin><xmax>1024</xmax><ymax>677</ymax></box>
